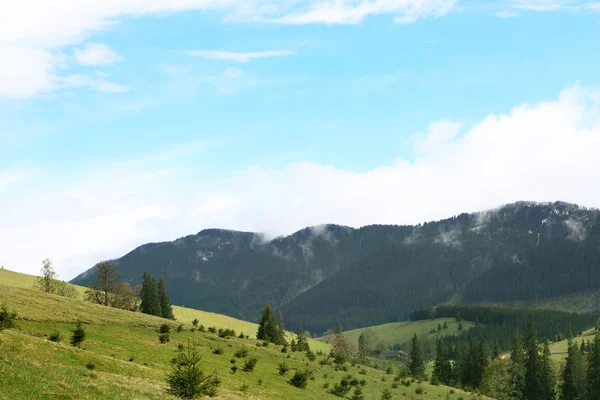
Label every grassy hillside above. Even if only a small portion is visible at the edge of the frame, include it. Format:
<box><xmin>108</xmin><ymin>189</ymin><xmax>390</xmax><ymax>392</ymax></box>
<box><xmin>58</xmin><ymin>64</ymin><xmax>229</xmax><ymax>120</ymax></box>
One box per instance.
<box><xmin>337</xmin><ymin>318</ymin><xmax>476</xmax><ymax>349</ymax></box>
<box><xmin>0</xmin><ymin>271</ymin><xmax>484</xmax><ymax>400</ymax></box>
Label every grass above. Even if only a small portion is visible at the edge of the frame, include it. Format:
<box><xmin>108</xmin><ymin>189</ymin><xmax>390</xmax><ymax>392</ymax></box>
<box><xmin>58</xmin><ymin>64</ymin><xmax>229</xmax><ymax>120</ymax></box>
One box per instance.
<box><xmin>0</xmin><ymin>268</ymin><xmax>485</xmax><ymax>400</ymax></box>
<box><xmin>329</xmin><ymin>318</ymin><xmax>476</xmax><ymax>349</ymax></box>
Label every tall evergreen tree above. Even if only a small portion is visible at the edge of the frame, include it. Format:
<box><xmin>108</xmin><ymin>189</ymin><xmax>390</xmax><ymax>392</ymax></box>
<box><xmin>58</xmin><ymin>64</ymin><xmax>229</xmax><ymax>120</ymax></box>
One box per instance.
<box><xmin>257</xmin><ymin>304</ymin><xmax>281</xmax><ymax>344</ymax></box>
<box><xmin>408</xmin><ymin>333</ymin><xmax>425</xmax><ymax>378</ymax></box>
<box><xmin>358</xmin><ymin>332</ymin><xmax>369</xmax><ymax>363</ymax></box>
<box><xmin>472</xmin><ymin>338</ymin><xmax>488</xmax><ymax>388</ymax></box>
<box><xmin>508</xmin><ymin>329</ymin><xmax>525</xmax><ymax>400</ymax></box>
<box><xmin>433</xmin><ymin>339</ymin><xmax>452</xmax><ymax>385</ymax></box>
<box><xmin>588</xmin><ymin>329</ymin><xmax>600</xmax><ymax>400</ymax></box>
<box><xmin>539</xmin><ymin>340</ymin><xmax>556</xmax><ymax>400</ymax></box>
<box><xmin>524</xmin><ymin>315</ymin><xmax>541</xmax><ymax>400</ymax></box>
<box><xmin>157</xmin><ymin>276</ymin><xmax>174</xmax><ymax>320</ymax></box>
<box><xmin>140</xmin><ymin>272</ymin><xmax>161</xmax><ymax>316</ymax></box>
<box><xmin>296</xmin><ymin>327</ymin><xmax>310</xmax><ymax>352</ymax></box>
<box><xmin>562</xmin><ymin>339</ymin><xmax>587</xmax><ymax>400</ymax></box>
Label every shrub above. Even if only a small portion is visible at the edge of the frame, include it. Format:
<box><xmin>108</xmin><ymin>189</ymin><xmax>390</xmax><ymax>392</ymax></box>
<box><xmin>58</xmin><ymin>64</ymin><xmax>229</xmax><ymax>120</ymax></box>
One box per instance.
<box><xmin>70</xmin><ymin>321</ymin><xmax>86</xmax><ymax>348</ymax></box>
<box><xmin>323</xmin><ymin>382</ymin><xmax>330</xmax><ymax>389</ymax></box>
<box><xmin>218</xmin><ymin>328</ymin><xmax>235</xmax><ymax>338</ymax></box>
<box><xmin>290</xmin><ymin>370</ymin><xmax>309</xmax><ymax>388</ymax></box>
<box><xmin>234</xmin><ymin>348</ymin><xmax>248</xmax><ymax>358</ymax></box>
<box><xmin>192</xmin><ymin>318</ymin><xmax>199</xmax><ymax>328</ymax></box>
<box><xmin>159</xmin><ymin>323</ymin><xmax>171</xmax><ymax>334</ymax></box>
<box><xmin>351</xmin><ymin>386</ymin><xmax>365</xmax><ymax>400</ymax></box>
<box><xmin>208</xmin><ymin>326</ymin><xmax>217</xmax><ymax>334</ymax></box>
<box><xmin>330</xmin><ymin>376</ymin><xmax>352</xmax><ymax>397</ymax></box>
<box><xmin>243</xmin><ymin>358</ymin><xmax>258</xmax><ymax>372</ymax></box>
<box><xmin>166</xmin><ymin>340</ymin><xmax>220</xmax><ymax>398</ymax></box>
<box><xmin>231</xmin><ymin>365</ymin><xmax>238</xmax><ymax>373</ymax></box>
<box><xmin>391</xmin><ymin>382</ymin><xmax>398</xmax><ymax>388</ymax></box>
<box><xmin>386</xmin><ymin>365</ymin><xmax>394</xmax><ymax>375</ymax></box>
<box><xmin>198</xmin><ymin>324</ymin><xmax>206</xmax><ymax>332</ymax></box>
<box><xmin>359</xmin><ymin>369</ymin><xmax>367</xmax><ymax>375</ymax></box>
<box><xmin>158</xmin><ymin>333</ymin><xmax>170</xmax><ymax>344</ymax></box>
<box><xmin>239</xmin><ymin>331</ymin><xmax>245</xmax><ymax>339</ymax></box>
<box><xmin>415</xmin><ymin>385</ymin><xmax>425</xmax><ymax>395</ymax></box>
<box><xmin>49</xmin><ymin>332</ymin><xmax>62</xmax><ymax>342</ymax></box>
<box><xmin>177</xmin><ymin>324</ymin><xmax>184</xmax><ymax>333</ymax></box>
<box><xmin>239</xmin><ymin>384</ymin><xmax>249</xmax><ymax>392</ymax></box>
<box><xmin>261</xmin><ymin>341</ymin><xmax>269</xmax><ymax>347</ymax></box>
<box><xmin>257</xmin><ymin>378</ymin><xmax>263</xmax><ymax>386</ymax></box>
<box><xmin>177</xmin><ymin>343</ymin><xmax>185</xmax><ymax>351</ymax></box>
<box><xmin>381</xmin><ymin>388</ymin><xmax>393</xmax><ymax>400</ymax></box>
<box><xmin>85</xmin><ymin>362</ymin><xmax>95</xmax><ymax>370</ymax></box>
<box><xmin>278</xmin><ymin>362</ymin><xmax>290</xmax><ymax>376</ymax></box>
<box><xmin>212</xmin><ymin>348</ymin><xmax>223</xmax><ymax>355</ymax></box>
<box><xmin>129</xmin><ymin>357</ymin><xmax>135</xmax><ymax>362</ymax></box>
<box><xmin>306</xmin><ymin>350</ymin><xmax>316</xmax><ymax>361</ymax></box>
<box><xmin>359</xmin><ymin>379</ymin><xmax>367</xmax><ymax>387</ymax></box>
<box><xmin>281</xmin><ymin>345</ymin><xmax>288</xmax><ymax>353</ymax></box>
<box><xmin>0</xmin><ymin>304</ymin><xmax>18</xmax><ymax>331</ymax></box>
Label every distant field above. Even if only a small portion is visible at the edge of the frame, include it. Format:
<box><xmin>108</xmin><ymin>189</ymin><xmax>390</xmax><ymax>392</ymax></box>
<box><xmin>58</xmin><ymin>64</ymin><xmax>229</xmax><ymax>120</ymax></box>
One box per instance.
<box><xmin>328</xmin><ymin>318</ymin><xmax>475</xmax><ymax>348</ymax></box>
<box><xmin>549</xmin><ymin>328</ymin><xmax>597</xmax><ymax>361</ymax></box>
<box><xmin>0</xmin><ymin>268</ymin><xmax>86</xmax><ymax>297</ymax></box>
<box><xmin>0</xmin><ymin>269</ymin><xmax>482</xmax><ymax>400</ymax></box>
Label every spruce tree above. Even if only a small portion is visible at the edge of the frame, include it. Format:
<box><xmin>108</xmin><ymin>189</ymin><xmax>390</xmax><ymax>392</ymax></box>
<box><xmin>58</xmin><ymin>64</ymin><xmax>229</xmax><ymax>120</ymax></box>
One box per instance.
<box><xmin>275</xmin><ymin>312</ymin><xmax>286</xmax><ymax>345</ymax></box>
<box><xmin>296</xmin><ymin>327</ymin><xmax>310</xmax><ymax>352</ymax></box>
<box><xmin>351</xmin><ymin>385</ymin><xmax>365</xmax><ymax>400</ymax></box>
<box><xmin>70</xmin><ymin>321</ymin><xmax>86</xmax><ymax>348</ymax></box>
<box><xmin>140</xmin><ymin>272</ymin><xmax>161</xmax><ymax>316</ymax></box>
<box><xmin>539</xmin><ymin>340</ymin><xmax>556</xmax><ymax>400</ymax></box>
<box><xmin>588</xmin><ymin>329</ymin><xmax>600</xmax><ymax>400</ymax></box>
<box><xmin>433</xmin><ymin>339</ymin><xmax>452</xmax><ymax>385</ymax></box>
<box><xmin>562</xmin><ymin>339</ymin><xmax>587</xmax><ymax>400</ymax></box>
<box><xmin>492</xmin><ymin>340</ymin><xmax>501</xmax><ymax>360</ymax></box>
<box><xmin>408</xmin><ymin>333</ymin><xmax>425</xmax><ymax>378</ymax></box>
<box><xmin>257</xmin><ymin>304</ymin><xmax>279</xmax><ymax>343</ymax></box>
<box><xmin>508</xmin><ymin>329</ymin><xmax>525</xmax><ymax>400</ymax></box>
<box><xmin>524</xmin><ymin>315</ymin><xmax>540</xmax><ymax>400</ymax></box>
<box><xmin>472</xmin><ymin>338</ymin><xmax>488</xmax><ymax>388</ymax></box>
<box><xmin>157</xmin><ymin>276</ymin><xmax>174</xmax><ymax>320</ymax></box>
<box><xmin>358</xmin><ymin>332</ymin><xmax>368</xmax><ymax>363</ymax></box>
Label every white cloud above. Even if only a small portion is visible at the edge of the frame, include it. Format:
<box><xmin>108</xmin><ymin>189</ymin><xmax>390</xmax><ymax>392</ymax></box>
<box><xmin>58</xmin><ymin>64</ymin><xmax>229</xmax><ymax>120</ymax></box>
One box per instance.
<box><xmin>3</xmin><ymin>84</ymin><xmax>600</xmax><ymax>279</ymax></box>
<box><xmin>186</xmin><ymin>50</ymin><xmax>295</xmax><ymax>63</ymax></box>
<box><xmin>73</xmin><ymin>43</ymin><xmax>122</xmax><ymax>66</ymax></box>
<box><xmin>510</xmin><ymin>0</ymin><xmax>594</xmax><ymax>11</ymax></box>
<box><xmin>0</xmin><ymin>0</ymin><xmax>457</xmax><ymax>98</ymax></box>
<box><xmin>57</xmin><ymin>74</ymin><xmax>129</xmax><ymax>93</ymax></box>
<box><xmin>493</xmin><ymin>10</ymin><xmax>522</xmax><ymax>18</ymax></box>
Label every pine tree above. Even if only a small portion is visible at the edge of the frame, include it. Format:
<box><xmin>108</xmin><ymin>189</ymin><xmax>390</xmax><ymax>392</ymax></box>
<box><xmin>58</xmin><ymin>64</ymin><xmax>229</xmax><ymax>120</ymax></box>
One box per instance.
<box><xmin>408</xmin><ymin>333</ymin><xmax>425</xmax><ymax>378</ymax></box>
<box><xmin>70</xmin><ymin>321</ymin><xmax>86</xmax><ymax>348</ymax></box>
<box><xmin>296</xmin><ymin>327</ymin><xmax>310</xmax><ymax>352</ymax></box>
<box><xmin>443</xmin><ymin>321</ymin><xmax>448</xmax><ymax>330</ymax></box>
<box><xmin>275</xmin><ymin>312</ymin><xmax>286</xmax><ymax>345</ymax></box>
<box><xmin>358</xmin><ymin>332</ymin><xmax>368</xmax><ymax>362</ymax></box>
<box><xmin>157</xmin><ymin>276</ymin><xmax>174</xmax><ymax>320</ymax></box>
<box><xmin>351</xmin><ymin>385</ymin><xmax>364</xmax><ymax>400</ymax></box>
<box><xmin>336</xmin><ymin>321</ymin><xmax>343</xmax><ymax>335</ymax></box>
<box><xmin>562</xmin><ymin>339</ymin><xmax>587</xmax><ymax>400</ymax></box>
<box><xmin>472</xmin><ymin>338</ymin><xmax>488</xmax><ymax>388</ymax></box>
<box><xmin>539</xmin><ymin>340</ymin><xmax>556</xmax><ymax>400</ymax></box>
<box><xmin>257</xmin><ymin>304</ymin><xmax>279</xmax><ymax>343</ymax></box>
<box><xmin>492</xmin><ymin>340</ymin><xmax>501</xmax><ymax>360</ymax></box>
<box><xmin>166</xmin><ymin>340</ymin><xmax>220</xmax><ymax>398</ymax></box>
<box><xmin>140</xmin><ymin>272</ymin><xmax>161</xmax><ymax>316</ymax></box>
<box><xmin>508</xmin><ymin>329</ymin><xmax>525</xmax><ymax>400</ymax></box>
<box><xmin>433</xmin><ymin>339</ymin><xmax>452</xmax><ymax>385</ymax></box>
<box><xmin>588</xmin><ymin>329</ymin><xmax>600</xmax><ymax>400</ymax></box>
<box><xmin>524</xmin><ymin>315</ymin><xmax>540</xmax><ymax>400</ymax></box>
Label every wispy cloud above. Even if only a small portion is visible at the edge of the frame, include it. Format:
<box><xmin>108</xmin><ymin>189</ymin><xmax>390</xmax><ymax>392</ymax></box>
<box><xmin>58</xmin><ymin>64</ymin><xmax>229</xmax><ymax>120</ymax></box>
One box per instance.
<box><xmin>57</xmin><ymin>74</ymin><xmax>129</xmax><ymax>93</ymax></box>
<box><xmin>186</xmin><ymin>50</ymin><xmax>296</xmax><ymax>63</ymax></box>
<box><xmin>493</xmin><ymin>10</ymin><xmax>522</xmax><ymax>18</ymax></box>
<box><xmin>510</xmin><ymin>0</ymin><xmax>593</xmax><ymax>11</ymax></box>
<box><xmin>73</xmin><ymin>43</ymin><xmax>122</xmax><ymax>66</ymax></box>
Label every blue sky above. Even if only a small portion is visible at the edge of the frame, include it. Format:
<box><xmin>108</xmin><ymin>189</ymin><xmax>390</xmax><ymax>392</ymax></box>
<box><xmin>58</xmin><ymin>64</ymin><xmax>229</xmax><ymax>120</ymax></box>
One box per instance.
<box><xmin>1</xmin><ymin>0</ymin><xmax>600</xmax><ymax>278</ymax></box>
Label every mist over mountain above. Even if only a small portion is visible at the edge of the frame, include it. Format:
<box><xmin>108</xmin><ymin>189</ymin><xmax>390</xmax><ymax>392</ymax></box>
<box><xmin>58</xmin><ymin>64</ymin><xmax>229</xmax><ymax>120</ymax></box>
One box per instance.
<box><xmin>71</xmin><ymin>201</ymin><xmax>600</xmax><ymax>332</ymax></box>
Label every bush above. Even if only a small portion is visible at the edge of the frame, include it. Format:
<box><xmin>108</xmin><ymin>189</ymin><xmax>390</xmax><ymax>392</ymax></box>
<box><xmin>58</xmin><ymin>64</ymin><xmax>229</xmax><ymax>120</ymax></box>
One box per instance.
<box><xmin>231</xmin><ymin>365</ymin><xmax>238</xmax><ymax>373</ymax></box>
<box><xmin>166</xmin><ymin>340</ymin><xmax>220</xmax><ymax>398</ymax></box>
<box><xmin>198</xmin><ymin>324</ymin><xmax>206</xmax><ymax>332</ymax></box>
<box><xmin>0</xmin><ymin>304</ymin><xmax>17</xmax><ymax>331</ymax></box>
<box><xmin>234</xmin><ymin>348</ymin><xmax>248</xmax><ymax>358</ymax></box>
<box><xmin>359</xmin><ymin>368</ymin><xmax>367</xmax><ymax>375</ymax></box>
<box><xmin>218</xmin><ymin>328</ymin><xmax>235</xmax><ymax>338</ymax></box>
<box><xmin>192</xmin><ymin>318</ymin><xmax>199</xmax><ymax>328</ymax></box>
<box><xmin>281</xmin><ymin>345</ymin><xmax>288</xmax><ymax>353</ymax></box>
<box><xmin>323</xmin><ymin>382</ymin><xmax>330</xmax><ymax>389</ymax></box>
<box><xmin>391</xmin><ymin>382</ymin><xmax>398</xmax><ymax>388</ymax></box>
<box><xmin>85</xmin><ymin>362</ymin><xmax>95</xmax><ymax>370</ymax></box>
<box><xmin>177</xmin><ymin>324</ymin><xmax>184</xmax><ymax>333</ymax></box>
<box><xmin>49</xmin><ymin>332</ymin><xmax>62</xmax><ymax>342</ymax></box>
<box><xmin>71</xmin><ymin>321</ymin><xmax>86</xmax><ymax>348</ymax></box>
<box><xmin>330</xmin><ymin>376</ymin><xmax>352</xmax><ymax>397</ymax></box>
<box><xmin>386</xmin><ymin>365</ymin><xmax>394</xmax><ymax>375</ymax></box>
<box><xmin>415</xmin><ymin>385</ymin><xmax>425</xmax><ymax>395</ymax></box>
<box><xmin>177</xmin><ymin>343</ymin><xmax>185</xmax><ymax>351</ymax></box>
<box><xmin>239</xmin><ymin>384</ymin><xmax>249</xmax><ymax>392</ymax></box>
<box><xmin>243</xmin><ymin>358</ymin><xmax>258</xmax><ymax>372</ymax></box>
<box><xmin>239</xmin><ymin>331</ymin><xmax>245</xmax><ymax>339</ymax></box>
<box><xmin>208</xmin><ymin>326</ymin><xmax>217</xmax><ymax>334</ymax></box>
<box><xmin>129</xmin><ymin>357</ymin><xmax>135</xmax><ymax>362</ymax></box>
<box><xmin>159</xmin><ymin>323</ymin><xmax>171</xmax><ymax>334</ymax></box>
<box><xmin>290</xmin><ymin>370</ymin><xmax>309</xmax><ymax>388</ymax></box>
<box><xmin>306</xmin><ymin>350</ymin><xmax>316</xmax><ymax>361</ymax></box>
<box><xmin>212</xmin><ymin>348</ymin><xmax>223</xmax><ymax>355</ymax></box>
<box><xmin>158</xmin><ymin>333</ymin><xmax>170</xmax><ymax>344</ymax></box>
<box><xmin>278</xmin><ymin>362</ymin><xmax>290</xmax><ymax>376</ymax></box>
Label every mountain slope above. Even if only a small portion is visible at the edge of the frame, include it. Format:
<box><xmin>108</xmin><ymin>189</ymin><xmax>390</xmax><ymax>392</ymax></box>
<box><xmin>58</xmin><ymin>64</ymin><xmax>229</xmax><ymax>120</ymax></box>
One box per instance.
<box><xmin>72</xmin><ymin>201</ymin><xmax>600</xmax><ymax>332</ymax></box>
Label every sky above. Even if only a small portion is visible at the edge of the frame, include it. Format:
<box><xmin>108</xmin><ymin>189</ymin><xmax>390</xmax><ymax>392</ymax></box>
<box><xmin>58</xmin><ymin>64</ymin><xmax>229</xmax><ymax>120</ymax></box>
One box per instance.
<box><xmin>1</xmin><ymin>0</ymin><xmax>600</xmax><ymax>279</ymax></box>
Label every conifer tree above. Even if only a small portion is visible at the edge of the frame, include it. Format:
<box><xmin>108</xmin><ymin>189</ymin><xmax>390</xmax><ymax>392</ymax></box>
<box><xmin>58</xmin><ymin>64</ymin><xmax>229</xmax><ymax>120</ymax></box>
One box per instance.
<box><xmin>140</xmin><ymin>272</ymin><xmax>161</xmax><ymax>316</ymax></box>
<box><xmin>296</xmin><ymin>327</ymin><xmax>310</xmax><ymax>352</ymax></box>
<box><xmin>472</xmin><ymin>338</ymin><xmax>488</xmax><ymax>388</ymax></box>
<box><xmin>492</xmin><ymin>340</ymin><xmax>501</xmax><ymax>360</ymax></box>
<box><xmin>358</xmin><ymin>332</ymin><xmax>369</xmax><ymax>363</ymax></box>
<box><xmin>508</xmin><ymin>329</ymin><xmax>525</xmax><ymax>400</ymax></box>
<box><xmin>433</xmin><ymin>339</ymin><xmax>452</xmax><ymax>385</ymax></box>
<box><xmin>257</xmin><ymin>304</ymin><xmax>280</xmax><ymax>343</ymax></box>
<box><xmin>539</xmin><ymin>340</ymin><xmax>556</xmax><ymax>400</ymax></box>
<box><xmin>408</xmin><ymin>333</ymin><xmax>425</xmax><ymax>378</ymax></box>
<box><xmin>351</xmin><ymin>385</ymin><xmax>365</xmax><ymax>400</ymax></box>
<box><xmin>157</xmin><ymin>276</ymin><xmax>174</xmax><ymax>320</ymax></box>
<box><xmin>524</xmin><ymin>315</ymin><xmax>540</xmax><ymax>400</ymax></box>
<box><xmin>588</xmin><ymin>329</ymin><xmax>600</xmax><ymax>400</ymax></box>
<box><xmin>562</xmin><ymin>339</ymin><xmax>587</xmax><ymax>400</ymax></box>
<box><xmin>336</xmin><ymin>321</ymin><xmax>343</xmax><ymax>335</ymax></box>
<box><xmin>275</xmin><ymin>312</ymin><xmax>286</xmax><ymax>345</ymax></box>
<box><xmin>70</xmin><ymin>320</ymin><xmax>86</xmax><ymax>348</ymax></box>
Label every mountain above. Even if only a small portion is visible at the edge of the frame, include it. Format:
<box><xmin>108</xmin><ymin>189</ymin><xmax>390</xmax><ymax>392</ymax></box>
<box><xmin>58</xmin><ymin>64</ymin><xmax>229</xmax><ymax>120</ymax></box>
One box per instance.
<box><xmin>72</xmin><ymin>201</ymin><xmax>600</xmax><ymax>333</ymax></box>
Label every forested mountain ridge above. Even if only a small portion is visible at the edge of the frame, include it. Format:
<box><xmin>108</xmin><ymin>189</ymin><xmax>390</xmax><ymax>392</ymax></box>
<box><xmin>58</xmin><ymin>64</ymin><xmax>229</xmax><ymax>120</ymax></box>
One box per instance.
<box><xmin>72</xmin><ymin>201</ymin><xmax>600</xmax><ymax>332</ymax></box>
